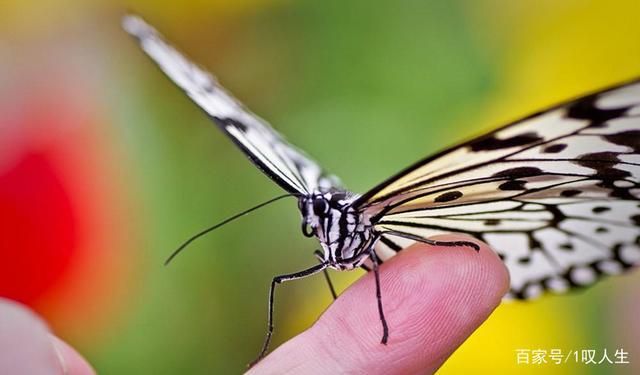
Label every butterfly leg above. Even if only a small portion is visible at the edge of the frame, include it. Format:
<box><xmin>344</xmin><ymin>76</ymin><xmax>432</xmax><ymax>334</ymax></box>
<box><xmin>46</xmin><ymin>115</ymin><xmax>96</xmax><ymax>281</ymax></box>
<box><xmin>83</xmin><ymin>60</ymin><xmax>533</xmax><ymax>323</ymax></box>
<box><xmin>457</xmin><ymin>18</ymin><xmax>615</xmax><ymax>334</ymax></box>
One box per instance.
<box><xmin>383</xmin><ymin>230</ymin><xmax>480</xmax><ymax>252</ymax></box>
<box><xmin>427</xmin><ymin>239</ymin><xmax>480</xmax><ymax>252</ymax></box>
<box><xmin>250</xmin><ymin>262</ymin><xmax>329</xmax><ymax>367</ymax></box>
<box><xmin>369</xmin><ymin>247</ymin><xmax>389</xmax><ymax>344</ymax></box>
<box><xmin>314</xmin><ymin>249</ymin><xmax>337</xmax><ymax>300</ymax></box>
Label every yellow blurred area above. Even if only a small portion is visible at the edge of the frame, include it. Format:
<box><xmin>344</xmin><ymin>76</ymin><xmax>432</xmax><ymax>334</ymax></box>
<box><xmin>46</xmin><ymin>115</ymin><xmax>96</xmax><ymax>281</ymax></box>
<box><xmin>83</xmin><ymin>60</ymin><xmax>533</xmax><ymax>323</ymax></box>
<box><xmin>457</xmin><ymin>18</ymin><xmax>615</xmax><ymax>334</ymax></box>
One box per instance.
<box><xmin>286</xmin><ymin>1</ymin><xmax>640</xmax><ymax>374</ymax></box>
<box><xmin>0</xmin><ymin>0</ymin><xmax>282</xmax><ymax>38</ymax></box>
<box><xmin>470</xmin><ymin>0</ymin><xmax>640</xmax><ymax>130</ymax></box>
<box><xmin>448</xmin><ymin>1</ymin><xmax>639</xmax><ymax>373</ymax></box>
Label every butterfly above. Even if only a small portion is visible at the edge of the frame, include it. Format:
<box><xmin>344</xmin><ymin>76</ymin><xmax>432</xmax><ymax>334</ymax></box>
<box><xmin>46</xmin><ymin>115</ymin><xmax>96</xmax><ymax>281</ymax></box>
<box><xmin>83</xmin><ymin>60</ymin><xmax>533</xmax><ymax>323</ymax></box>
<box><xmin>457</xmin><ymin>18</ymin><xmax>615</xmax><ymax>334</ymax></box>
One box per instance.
<box><xmin>123</xmin><ymin>14</ymin><xmax>640</xmax><ymax>364</ymax></box>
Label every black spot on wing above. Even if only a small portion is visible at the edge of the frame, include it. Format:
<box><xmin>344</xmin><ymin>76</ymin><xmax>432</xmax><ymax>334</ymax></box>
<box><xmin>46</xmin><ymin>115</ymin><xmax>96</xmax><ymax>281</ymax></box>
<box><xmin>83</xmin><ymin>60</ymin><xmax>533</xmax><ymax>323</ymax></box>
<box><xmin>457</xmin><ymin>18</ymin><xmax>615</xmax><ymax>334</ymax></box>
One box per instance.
<box><xmin>576</xmin><ymin>152</ymin><xmax>619</xmax><ymax>168</ymax></box>
<box><xmin>597</xmin><ymin>168</ymin><xmax>632</xmax><ymax>180</ymax></box>
<box><xmin>560</xmin><ymin>189</ymin><xmax>581</xmax><ymax>197</ymax></box>
<box><xmin>434</xmin><ymin>191</ymin><xmax>463</xmax><ymax>203</ymax></box>
<box><xmin>485</xmin><ymin>219</ymin><xmax>501</xmax><ymax>226</ymax></box>
<box><xmin>632</xmin><ymin>215</ymin><xmax>640</xmax><ymax>226</ymax></box>
<box><xmin>592</xmin><ymin>206</ymin><xmax>611</xmax><ymax>214</ymax></box>
<box><xmin>604</xmin><ymin>130</ymin><xmax>640</xmax><ymax>153</ymax></box>
<box><xmin>559</xmin><ymin>242</ymin><xmax>574</xmax><ymax>251</ymax></box>
<box><xmin>542</xmin><ymin>143</ymin><xmax>567</xmax><ymax>153</ymax></box>
<box><xmin>597</xmin><ymin>180</ymin><xmax>636</xmax><ymax>200</ymax></box>
<box><xmin>595</xmin><ymin>226</ymin><xmax>608</xmax><ymax>233</ymax></box>
<box><xmin>493</xmin><ymin>167</ymin><xmax>543</xmax><ymax>178</ymax></box>
<box><xmin>567</xmin><ymin>96</ymin><xmax>629</xmax><ymax>126</ymax></box>
<box><xmin>575</xmin><ymin>152</ymin><xmax>630</xmax><ymax>179</ymax></box>
<box><xmin>518</xmin><ymin>257</ymin><xmax>531</xmax><ymax>264</ymax></box>
<box><xmin>498</xmin><ymin>180</ymin><xmax>527</xmax><ymax>191</ymax></box>
<box><xmin>469</xmin><ymin>132</ymin><xmax>542</xmax><ymax>151</ymax></box>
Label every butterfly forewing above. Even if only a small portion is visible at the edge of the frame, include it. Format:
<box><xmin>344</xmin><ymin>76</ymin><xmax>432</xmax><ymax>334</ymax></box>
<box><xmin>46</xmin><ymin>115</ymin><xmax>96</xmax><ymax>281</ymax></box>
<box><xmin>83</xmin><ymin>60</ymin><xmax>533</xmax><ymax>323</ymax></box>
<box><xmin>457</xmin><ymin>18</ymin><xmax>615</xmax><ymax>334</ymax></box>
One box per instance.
<box><xmin>123</xmin><ymin>15</ymin><xmax>339</xmax><ymax>195</ymax></box>
<box><xmin>363</xmin><ymin>80</ymin><xmax>640</xmax><ymax>299</ymax></box>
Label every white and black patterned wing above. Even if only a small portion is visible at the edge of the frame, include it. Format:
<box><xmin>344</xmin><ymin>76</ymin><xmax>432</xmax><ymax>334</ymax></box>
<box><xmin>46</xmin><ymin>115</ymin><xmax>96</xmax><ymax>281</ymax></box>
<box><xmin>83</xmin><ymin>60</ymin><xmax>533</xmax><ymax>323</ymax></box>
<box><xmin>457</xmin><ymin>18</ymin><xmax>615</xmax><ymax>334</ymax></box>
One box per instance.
<box><xmin>123</xmin><ymin>15</ymin><xmax>338</xmax><ymax>195</ymax></box>
<box><xmin>358</xmin><ymin>79</ymin><xmax>640</xmax><ymax>299</ymax></box>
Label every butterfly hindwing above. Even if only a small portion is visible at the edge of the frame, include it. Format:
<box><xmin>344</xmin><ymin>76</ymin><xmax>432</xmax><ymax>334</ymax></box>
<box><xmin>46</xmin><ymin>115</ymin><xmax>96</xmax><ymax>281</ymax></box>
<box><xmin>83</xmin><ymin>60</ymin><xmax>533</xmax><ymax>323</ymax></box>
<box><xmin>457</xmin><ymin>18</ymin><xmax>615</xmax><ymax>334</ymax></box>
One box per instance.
<box><xmin>123</xmin><ymin>15</ymin><xmax>339</xmax><ymax>195</ymax></box>
<box><xmin>363</xmin><ymin>79</ymin><xmax>640</xmax><ymax>299</ymax></box>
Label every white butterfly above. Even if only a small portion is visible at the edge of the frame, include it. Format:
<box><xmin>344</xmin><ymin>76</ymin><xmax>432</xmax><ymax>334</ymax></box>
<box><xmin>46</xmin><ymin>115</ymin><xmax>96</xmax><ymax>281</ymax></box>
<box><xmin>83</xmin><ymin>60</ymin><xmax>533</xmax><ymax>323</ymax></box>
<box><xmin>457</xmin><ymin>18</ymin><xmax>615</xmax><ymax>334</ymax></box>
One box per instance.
<box><xmin>123</xmin><ymin>15</ymin><xmax>640</xmax><ymax>363</ymax></box>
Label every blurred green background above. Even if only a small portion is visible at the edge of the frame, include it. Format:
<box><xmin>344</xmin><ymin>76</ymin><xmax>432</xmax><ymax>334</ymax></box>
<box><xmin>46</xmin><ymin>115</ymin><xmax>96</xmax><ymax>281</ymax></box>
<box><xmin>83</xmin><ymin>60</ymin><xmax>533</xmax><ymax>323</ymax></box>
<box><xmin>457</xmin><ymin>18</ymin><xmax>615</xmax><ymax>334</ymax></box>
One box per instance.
<box><xmin>1</xmin><ymin>0</ymin><xmax>639</xmax><ymax>373</ymax></box>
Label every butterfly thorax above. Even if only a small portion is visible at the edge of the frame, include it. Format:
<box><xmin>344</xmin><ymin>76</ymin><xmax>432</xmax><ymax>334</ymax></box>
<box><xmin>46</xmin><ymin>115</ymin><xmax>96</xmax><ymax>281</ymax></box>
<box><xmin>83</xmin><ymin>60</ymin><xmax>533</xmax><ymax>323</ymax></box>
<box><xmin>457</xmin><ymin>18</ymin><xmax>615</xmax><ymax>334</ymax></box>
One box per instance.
<box><xmin>299</xmin><ymin>190</ymin><xmax>375</xmax><ymax>270</ymax></box>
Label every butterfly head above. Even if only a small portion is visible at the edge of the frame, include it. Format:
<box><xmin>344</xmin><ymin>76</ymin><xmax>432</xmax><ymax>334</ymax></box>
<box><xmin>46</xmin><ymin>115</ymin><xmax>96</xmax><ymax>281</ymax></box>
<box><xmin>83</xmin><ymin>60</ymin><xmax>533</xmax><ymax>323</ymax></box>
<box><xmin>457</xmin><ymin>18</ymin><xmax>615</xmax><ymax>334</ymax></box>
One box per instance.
<box><xmin>299</xmin><ymin>191</ymin><xmax>347</xmax><ymax>237</ymax></box>
<box><xmin>298</xmin><ymin>191</ymin><xmax>374</xmax><ymax>269</ymax></box>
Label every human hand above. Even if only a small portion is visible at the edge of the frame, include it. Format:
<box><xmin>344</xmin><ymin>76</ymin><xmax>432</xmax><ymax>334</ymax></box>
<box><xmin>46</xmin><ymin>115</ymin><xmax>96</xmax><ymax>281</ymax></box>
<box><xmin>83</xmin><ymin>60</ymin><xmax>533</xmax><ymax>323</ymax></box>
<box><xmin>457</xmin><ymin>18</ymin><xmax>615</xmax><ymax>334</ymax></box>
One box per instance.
<box><xmin>247</xmin><ymin>234</ymin><xmax>509</xmax><ymax>375</ymax></box>
<box><xmin>0</xmin><ymin>298</ymin><xmax>95</xmax><ymax>375</ymax></box>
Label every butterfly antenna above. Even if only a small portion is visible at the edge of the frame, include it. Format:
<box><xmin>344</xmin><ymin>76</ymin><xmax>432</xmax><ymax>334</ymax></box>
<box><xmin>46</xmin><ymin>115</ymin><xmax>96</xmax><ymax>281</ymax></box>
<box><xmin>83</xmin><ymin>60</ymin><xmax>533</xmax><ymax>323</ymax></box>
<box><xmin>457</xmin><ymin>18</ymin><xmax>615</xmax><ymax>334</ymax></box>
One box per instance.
<box><xmin>165</xmin><ymin>193</ymin><xmax>297</xmax><ymax>265</ymax></box>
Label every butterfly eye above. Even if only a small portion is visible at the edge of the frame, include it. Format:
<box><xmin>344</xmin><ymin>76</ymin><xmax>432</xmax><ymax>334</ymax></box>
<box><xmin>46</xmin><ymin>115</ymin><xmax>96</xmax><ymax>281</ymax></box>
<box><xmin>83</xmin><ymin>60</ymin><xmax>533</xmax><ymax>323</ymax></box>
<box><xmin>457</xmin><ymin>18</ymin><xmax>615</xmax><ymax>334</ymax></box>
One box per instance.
<box><xmin>313</xmin><ymin>199</ymin><xmax>329</xmax><ymax>216</ymax></box>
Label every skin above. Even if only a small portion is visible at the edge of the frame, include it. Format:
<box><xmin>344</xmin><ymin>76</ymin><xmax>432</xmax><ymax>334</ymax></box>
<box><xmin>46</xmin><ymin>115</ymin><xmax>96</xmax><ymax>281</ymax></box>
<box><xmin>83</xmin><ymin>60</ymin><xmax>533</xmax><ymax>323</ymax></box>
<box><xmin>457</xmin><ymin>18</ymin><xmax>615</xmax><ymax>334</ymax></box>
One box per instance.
<box><xmin>247</xmin><ymin>234</ymin><xmax>509</xmax><ymax>375</ymax></box>
<box><xmin>0</xmin><ymin>234</ymin><xmax>508</xmax><ymax>374</ymax></box>
<box><xmin>0</xmin><ymin>298</ymin><xmax>95</xmax><ymax>375</ymax></box>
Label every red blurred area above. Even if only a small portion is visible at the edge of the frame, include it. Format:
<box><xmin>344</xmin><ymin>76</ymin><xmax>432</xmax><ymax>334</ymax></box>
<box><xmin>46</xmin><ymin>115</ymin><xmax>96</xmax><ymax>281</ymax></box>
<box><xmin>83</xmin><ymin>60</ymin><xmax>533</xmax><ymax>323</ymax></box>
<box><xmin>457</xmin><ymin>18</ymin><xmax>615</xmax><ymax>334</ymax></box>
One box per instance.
<box><xmin>0</xmin><ymin>152</ymin><xmax>77</xmax><ymax>304</ymax></box>
<box><xmin>0</xmin><ymin>81</ymin><xmax>137</xmax><ymax>343</ymax></box>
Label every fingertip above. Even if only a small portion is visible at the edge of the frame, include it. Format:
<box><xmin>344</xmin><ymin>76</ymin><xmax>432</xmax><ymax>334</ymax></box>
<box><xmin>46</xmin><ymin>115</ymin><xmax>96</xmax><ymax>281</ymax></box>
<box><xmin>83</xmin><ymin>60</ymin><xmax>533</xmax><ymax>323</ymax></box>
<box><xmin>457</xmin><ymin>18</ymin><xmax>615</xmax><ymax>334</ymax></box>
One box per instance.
<box><xmin>50</xmin><ymin>336</ymin><xmax>97</xmax><ymax>375</ymax></box>
<box><xmin>428</xmin><ymin>233</ymin><xmax>510</xmax><ymax>296</ymax></box>
<box><xmin>255</xmin><ymin>234</ymin><xmax>509</xmax><ymax>374</ymax></box>
<box><xmin>0</xmin><ymin>298</ymin><xmax>96</xmax><ymax>375</ymax></box>
<box><xmin>0</xmin><ymin>298</ymin><xmax>61</xmax><ymax>374</ymax></box>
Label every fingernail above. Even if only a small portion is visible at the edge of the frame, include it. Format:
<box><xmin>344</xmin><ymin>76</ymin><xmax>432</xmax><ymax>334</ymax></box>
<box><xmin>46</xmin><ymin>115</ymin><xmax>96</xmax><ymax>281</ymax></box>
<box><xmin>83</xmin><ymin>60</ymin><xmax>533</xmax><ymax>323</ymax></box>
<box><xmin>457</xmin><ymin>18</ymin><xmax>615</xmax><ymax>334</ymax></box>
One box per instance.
<box><xmin>48</xmin><ymin>335</ymin><xmax>97</xmax><ymax>375</ymax></box>
<box><xmin>50</xmin><ymin>335</ymin><xmax>69</xmax><ymax>375</ymax></box>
